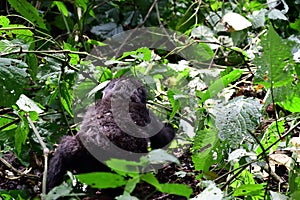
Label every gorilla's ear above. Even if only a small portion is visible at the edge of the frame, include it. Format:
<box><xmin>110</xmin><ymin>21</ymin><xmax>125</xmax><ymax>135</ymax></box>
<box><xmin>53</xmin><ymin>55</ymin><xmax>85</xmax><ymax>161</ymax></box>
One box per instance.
<box><xmin>150</xmin><ymin>123</ymin><xmax>175</xmax><ymax>149</ymax></box>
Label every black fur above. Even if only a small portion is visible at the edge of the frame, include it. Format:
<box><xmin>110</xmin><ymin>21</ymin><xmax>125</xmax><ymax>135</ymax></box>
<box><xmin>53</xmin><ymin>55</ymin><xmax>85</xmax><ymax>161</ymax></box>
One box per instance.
<box><xmin>46</xmin><ymin>78</ymin><xmax>175</xmax><ymax>192</ymax></box>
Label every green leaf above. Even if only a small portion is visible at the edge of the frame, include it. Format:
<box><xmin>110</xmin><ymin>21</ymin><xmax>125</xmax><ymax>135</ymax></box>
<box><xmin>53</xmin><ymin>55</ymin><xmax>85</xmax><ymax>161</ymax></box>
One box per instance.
<box><xmin>75</xmin><ymin>0</ymin><xmax>89</xmax><ymax>12</ymax></box>
<box><xmin>279</xmin><ymin>94</ymin><xmax>300</xmax><ymax>113</ymax></box>
<box><xmin>124</xmin><ymin>177</ymin><xmax>140</xmax><ymax>194</ymax></box>
<box><xmin>45</xmin><ymin>182</ymin><xmax>84</xmax><ymax>200</ymax></box>
<box><xmin>0</xmin><ymin>59</ymin><xmax>28</xmax><ymax>107</ymax></box>
<box><xmin>141</xmin><ymin>173</ymin><xmax>192</xmax><ymax>198</ymax></box>
<box><xmin>7</xmin><ymin>0</ymin><xmax>47</xmax><ymax>30</ymax></box>
<box><xmin>254</xmin><ymin>25</ymin><xmax>294</xmax><ymax>88</ymax></box>
<box><xmin>64</xmin><ymin>42</ymin><xmax>80</xmax><ymax>65</ymax></box>
<box><xmin>167</xmin><ymin>90</ymin><xmax>180</xmax><ymax>120</ymax></box>
<box><xmin>270</xmin><ymin>83</ymin><xmax>300</xmax><ymax>113</ymax></box>
<box><xmin>233</xmin><ymin>184</ymin><xmax>265</xmax><ymax>197</ymax></box>
<box><xmin>192</xmin><ymin>128</ymin><xmax>219</xmax><ymax>172</ymax></box>
<box><xmin>76</xmin><ymin>172</ymin><xmax>127</xmax><ymax>189</ymax></box>
<box><xmin>15</xmin><ymin>116</ymin><xmax>29</xmax><ymax>155</ymax></box>
<box><xmin>26</xmin><ymin>53</ymin><xmax>38</xmax><ymax>80</ymax></box>
<box><xmin>159</xmin><ymin>183</ymin><xmax>192</xmax><ymax>199</ymax></box>
<box><xmin>52</xmin><ymin>1</ymin><xmax>69</xmax><ymax>17</ymax></box>
<box><xmin>114</xmin><ymin>68</ymin><xmax>130</xmax><ymax>79</ymax></box>
<box><xmin>256</xmin><ymin>120</ymin><xmax>285</xmax><ymax>154</ymax></box>
<box><xmin>140</xmin><ymin>173</ymin><xmax>161</xmax><ymax>189</ymax></box>
<box><xmin>197</xmin><ymin>69</ymin><xmax>243</xmax><ymax>103</ymax></box>
<box><xmin>59</xmin><ymin>81</ymin><xmax>73</xmax><ymax>117</ymax></box>
<box><xmin>118</xmin><ymin>47</ymin><xmax>151</xmax><ymax>62</ymax></box>
<box><xmin>106</xmin><ymin>158</ymin><xmax>141</xmax><ymax>174</ymax></box>
<box><xmin>87</xmin><ymin>39</ymin><xmax>107</xmax><ymax>46</ymax></box>
<box><xmin>212</xmin><ymin>97</ymin><xmax>262</xmax><ymax>147</ymax></box>
<box><xmin>0</xmin><ymin>16</ymin><xmax>10</xmax><ymax>27</ymax></box>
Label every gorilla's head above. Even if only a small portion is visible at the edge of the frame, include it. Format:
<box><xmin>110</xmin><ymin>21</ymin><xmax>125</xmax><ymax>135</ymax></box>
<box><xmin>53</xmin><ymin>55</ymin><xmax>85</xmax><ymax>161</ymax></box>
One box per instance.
<box><xmin>102</xmin><ymin>78</ymin><xmax>148</xmax><ymax>104</ymax></box>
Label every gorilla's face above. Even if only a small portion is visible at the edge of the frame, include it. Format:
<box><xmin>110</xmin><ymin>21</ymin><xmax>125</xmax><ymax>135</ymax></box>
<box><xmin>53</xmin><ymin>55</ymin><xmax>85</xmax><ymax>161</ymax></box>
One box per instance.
<box><xmin>102</xmin><ymin>78</ymin><xmax>148</xmax><ymax>104</ymax></box>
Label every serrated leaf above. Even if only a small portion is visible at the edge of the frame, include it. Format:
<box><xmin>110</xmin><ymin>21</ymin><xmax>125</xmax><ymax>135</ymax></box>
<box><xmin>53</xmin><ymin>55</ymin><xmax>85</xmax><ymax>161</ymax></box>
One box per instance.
<box><xmin>254</xmin><ymin>25</ymin><xmax>294</xmax><ymax>88</ymax></box>
<box><xmin>211</xmin><ymin>97</ymin><xmax>262</xmax><ymax>147</ymax></box>
<box><xmin>76</xmin><ymin>172</ymin><xmax>127</xmax><ymax>188</ymax></box>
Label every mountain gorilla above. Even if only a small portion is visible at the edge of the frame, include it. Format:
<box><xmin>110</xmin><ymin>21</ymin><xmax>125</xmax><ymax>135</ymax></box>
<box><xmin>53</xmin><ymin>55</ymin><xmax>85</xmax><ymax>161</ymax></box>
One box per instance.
<box><xmin>46</xmin><ymin>77</ymin><xmax>175</xmax><ymax>192</ymax></box>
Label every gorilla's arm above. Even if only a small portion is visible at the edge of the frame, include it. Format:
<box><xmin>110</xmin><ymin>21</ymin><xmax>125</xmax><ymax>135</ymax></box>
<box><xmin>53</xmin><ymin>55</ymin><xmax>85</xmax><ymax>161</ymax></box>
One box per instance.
<box><xmin>150</xmin><ymin>123</ymin><xmax>175</xmax><ymax>149</ymax></box>
<box><xmin>46</xmin><ymin>136</ymin><xmax>83</xmax><ymax>191</ymax></box>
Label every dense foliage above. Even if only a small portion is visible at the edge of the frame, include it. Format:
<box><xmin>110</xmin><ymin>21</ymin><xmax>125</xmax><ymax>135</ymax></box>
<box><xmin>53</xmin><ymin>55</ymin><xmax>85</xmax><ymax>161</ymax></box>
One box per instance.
<box><xmin>0</xmin><ymin>0</ymin><xmax>300</xmax><ymax>199</ymax></box>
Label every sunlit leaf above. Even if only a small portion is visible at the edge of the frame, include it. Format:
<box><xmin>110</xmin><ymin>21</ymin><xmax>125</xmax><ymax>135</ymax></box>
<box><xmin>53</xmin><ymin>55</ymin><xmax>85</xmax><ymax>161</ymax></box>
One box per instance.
<box><xmin>222</xmin><ymin>12</ymin><xmax>252</xmax><ymax>31</ymax></box>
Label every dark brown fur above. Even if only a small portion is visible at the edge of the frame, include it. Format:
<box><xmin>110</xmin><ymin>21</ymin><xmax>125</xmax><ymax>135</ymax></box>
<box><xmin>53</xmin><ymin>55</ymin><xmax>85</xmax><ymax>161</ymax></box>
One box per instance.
<box><xmin>46</xmin><ymin>78</ymin><xmax>175</xmax><ymax>192</ymax></box>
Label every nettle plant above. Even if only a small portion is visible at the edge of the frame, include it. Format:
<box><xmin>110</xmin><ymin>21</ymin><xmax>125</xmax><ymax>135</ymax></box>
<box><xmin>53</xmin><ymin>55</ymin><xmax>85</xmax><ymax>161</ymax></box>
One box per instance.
<box><xmin>191</xmin><ymin>26</ymin><xmax>300</xmax><ymax>199</ymax></box>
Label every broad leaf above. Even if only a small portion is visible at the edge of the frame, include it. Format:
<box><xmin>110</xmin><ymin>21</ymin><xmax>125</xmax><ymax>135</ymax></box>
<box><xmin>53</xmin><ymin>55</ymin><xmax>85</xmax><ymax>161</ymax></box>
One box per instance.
<box><xmin>192</xmin><ymin>128</ymin><xmax>219</xmax><ymax>172</ymax></box>
<box><xmin>76</xmin><ymin>172</ymin><xmax>127</xmax><ymax>188</ymax></box>
<box><xmin>0</xmin><ymin>59</ymin><xmax>28</xmax><ymax>107</ymax></box>
<box><xmin>254</xmin><ymin>25</ymin><xmax>294</xmax><ymax>88</ymax></box>
<box><xmin>211</xmin><ymin>97</ymin><xmax>262</xmax><ymax>147</ymax></box>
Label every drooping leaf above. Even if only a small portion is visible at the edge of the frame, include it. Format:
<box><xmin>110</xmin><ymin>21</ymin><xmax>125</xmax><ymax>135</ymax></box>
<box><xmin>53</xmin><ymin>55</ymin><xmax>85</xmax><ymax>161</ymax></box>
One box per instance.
<box><xmin>52</xmin><ymin>1</ymin><xmax>69</xmax><ymax>17</ymax></box>
<box><xmin>7</xmin><ymin>0</ymin><xmax>47</xmax><ymax>30</ymax></box>
<box><xmin>59</xmin><ymin>81</ymin><xmax>74</xmax><ymax>117</ymax></box>
<box><xmin>167</xmin><ymin>89</ymin><xmax>180</xmax><ymax>120</ymax></box>
<box><xmin>197</xmin><ymin>69</ymin><xmax>243</xmax><ymax>103</ymax></box>
<box><xmin>15</xmin><ymin>116</ymin><xmax>29</xmax><ymax>155</ymax></box>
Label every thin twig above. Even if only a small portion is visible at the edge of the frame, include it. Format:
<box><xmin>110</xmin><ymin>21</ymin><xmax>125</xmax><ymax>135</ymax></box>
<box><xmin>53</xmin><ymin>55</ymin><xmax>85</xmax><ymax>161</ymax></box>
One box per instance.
<box><xmin>25</xmin><ymin>113</ymin><xmax>49</xmax><ymax>199</ymax></box>
<box><xmin>0</xmin><ymin>157</ymin><xmax>39</xmax><ymax>179</ymax></box>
